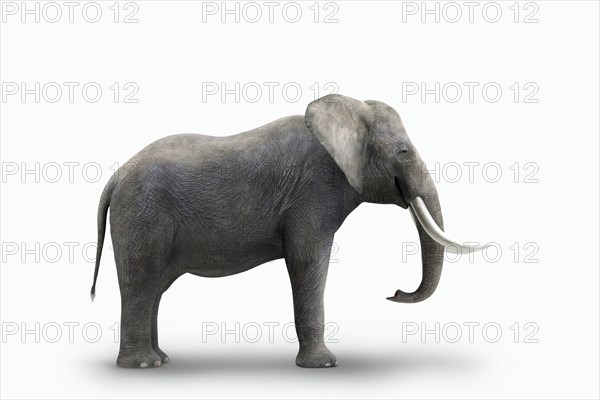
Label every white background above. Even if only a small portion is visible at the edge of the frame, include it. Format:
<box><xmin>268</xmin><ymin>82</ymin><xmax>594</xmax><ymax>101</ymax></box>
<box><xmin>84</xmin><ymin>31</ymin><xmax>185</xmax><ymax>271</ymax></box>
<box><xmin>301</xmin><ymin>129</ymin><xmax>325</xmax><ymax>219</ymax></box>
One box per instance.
<box><xmin>1</xmin><ymin>1</ymin><xmax>599</xmax><ymax>399</ymax></box>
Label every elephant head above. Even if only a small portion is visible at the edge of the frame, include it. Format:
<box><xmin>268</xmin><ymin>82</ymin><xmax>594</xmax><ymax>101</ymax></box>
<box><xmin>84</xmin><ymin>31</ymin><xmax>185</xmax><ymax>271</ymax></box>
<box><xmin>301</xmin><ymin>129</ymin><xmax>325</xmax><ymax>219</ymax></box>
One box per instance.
<box><xmin>305</xmin><ymin>94</ymin><xmax>485</xmax><ymax>303</ymax></box>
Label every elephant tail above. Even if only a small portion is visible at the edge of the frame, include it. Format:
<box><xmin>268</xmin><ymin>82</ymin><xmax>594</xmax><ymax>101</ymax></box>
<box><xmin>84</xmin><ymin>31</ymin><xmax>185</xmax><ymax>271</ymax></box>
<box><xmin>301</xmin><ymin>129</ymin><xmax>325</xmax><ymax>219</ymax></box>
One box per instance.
<box><xmin>90</xmin><ymin>175</ymin><xmax>116</xmax><ymax>302</ymax></box>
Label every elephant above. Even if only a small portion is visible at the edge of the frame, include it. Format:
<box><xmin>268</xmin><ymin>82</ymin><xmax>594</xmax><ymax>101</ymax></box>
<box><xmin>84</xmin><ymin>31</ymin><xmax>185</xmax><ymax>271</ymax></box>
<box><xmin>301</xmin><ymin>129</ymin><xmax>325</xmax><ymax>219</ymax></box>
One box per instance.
<box><xmin>90</xmin><ymin>94</ymin><xmax>482</xmax><ymax>369</ymax></box>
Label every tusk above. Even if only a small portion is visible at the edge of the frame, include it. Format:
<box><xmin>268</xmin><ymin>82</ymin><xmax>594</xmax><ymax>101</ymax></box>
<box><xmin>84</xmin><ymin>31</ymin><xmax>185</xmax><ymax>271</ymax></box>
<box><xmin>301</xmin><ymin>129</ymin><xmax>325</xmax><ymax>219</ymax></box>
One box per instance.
<box><xmin>409</xmin><ymin>196</ymin><xmax>488</xmax><ymax>254</ymax></box>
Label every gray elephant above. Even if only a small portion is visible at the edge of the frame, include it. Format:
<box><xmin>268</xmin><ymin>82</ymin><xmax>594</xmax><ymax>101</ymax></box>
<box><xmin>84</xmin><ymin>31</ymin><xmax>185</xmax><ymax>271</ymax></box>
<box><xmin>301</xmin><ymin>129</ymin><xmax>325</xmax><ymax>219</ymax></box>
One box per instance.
<box><xmin>91</xmin><ymin>94</ymin><xmax>479</xmax><ymax>369</ymax></box>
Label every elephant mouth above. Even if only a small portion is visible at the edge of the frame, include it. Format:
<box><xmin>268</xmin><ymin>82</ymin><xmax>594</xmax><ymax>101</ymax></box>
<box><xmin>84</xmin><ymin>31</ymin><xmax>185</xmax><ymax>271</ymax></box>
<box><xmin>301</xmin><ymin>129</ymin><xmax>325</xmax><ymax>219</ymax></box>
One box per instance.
<box><xmin>394</xmin><ymin>177</ymin><xmax>409</xmax><ymax>209</ymax></box>
<box><xmin>395</xmin><ymin>177</ymin><xmax>489</xmax><ymax>254</ymax></box>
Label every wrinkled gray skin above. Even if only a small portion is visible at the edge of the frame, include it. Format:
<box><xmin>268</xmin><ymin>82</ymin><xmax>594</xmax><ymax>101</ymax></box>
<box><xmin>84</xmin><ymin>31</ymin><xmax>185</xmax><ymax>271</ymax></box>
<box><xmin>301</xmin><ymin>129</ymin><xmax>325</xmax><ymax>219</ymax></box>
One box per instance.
<box><xmin>92</xmin><ymin>94</ymin><xmax>445</xmax><ymax>369</ymax></box>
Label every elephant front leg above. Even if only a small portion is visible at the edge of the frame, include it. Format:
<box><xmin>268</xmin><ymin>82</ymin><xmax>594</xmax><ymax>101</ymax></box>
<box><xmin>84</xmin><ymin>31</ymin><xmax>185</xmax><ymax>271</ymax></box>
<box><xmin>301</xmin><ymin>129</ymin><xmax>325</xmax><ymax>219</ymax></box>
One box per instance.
<box><xmin>285</xmin><ymin>236</ymin><xmax>337</xmax><ymax>368</ymax></box>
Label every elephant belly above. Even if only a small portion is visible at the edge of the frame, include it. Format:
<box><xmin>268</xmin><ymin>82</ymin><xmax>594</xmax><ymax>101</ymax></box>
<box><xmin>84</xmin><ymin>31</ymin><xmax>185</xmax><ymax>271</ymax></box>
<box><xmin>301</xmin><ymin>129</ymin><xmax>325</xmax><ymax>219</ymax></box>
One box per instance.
<box><xmin>170</xmin><ymin>222</ymin><xmax>285</xmax><ymax>277</ymax></box>
<box><xmin>178</xmin><ymin>241</ymin><xmax>285</xmax><ymax>277</ymax></box>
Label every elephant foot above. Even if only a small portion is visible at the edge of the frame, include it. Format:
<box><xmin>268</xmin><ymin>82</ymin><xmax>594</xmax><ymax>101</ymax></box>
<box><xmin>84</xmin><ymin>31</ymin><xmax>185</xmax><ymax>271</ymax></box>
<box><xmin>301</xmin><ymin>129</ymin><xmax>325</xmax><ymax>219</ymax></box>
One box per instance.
<box><xmin>296</xmin><ymin>345</ymin><xmax>338</xmax><ymax>368</ymax></box>
<box><xmin>117</xmin><ymin>349</ymin><xmax>163</xmax><ymax>368</ymax></box>
<box><xmin>154</xmin><ymin>347</ymin><xmax>170</xmax><ymax>364</ymax></box>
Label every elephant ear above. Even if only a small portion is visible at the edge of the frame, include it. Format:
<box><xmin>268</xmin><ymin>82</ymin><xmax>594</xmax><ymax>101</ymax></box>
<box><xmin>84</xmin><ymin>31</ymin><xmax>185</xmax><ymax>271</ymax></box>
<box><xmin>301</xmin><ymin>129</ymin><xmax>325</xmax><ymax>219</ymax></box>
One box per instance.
<box><xmin>305</xmin><ymin>94</ymin><xmax>373</xmax><ymax>193</ymax></box>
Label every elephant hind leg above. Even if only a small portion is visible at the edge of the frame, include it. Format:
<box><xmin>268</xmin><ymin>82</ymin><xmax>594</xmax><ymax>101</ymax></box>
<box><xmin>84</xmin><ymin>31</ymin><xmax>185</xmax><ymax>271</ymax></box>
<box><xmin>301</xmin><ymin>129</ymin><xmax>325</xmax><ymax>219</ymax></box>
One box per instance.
<box><xmin>117</xmin><ymin>284</ymin><xmax>162</xmax><ymax>367</ymax></box>
<box><xmin>151</xmin><ymin>275</ymin><xmax>182</xmax><ymax>364</ymax></box>
<box><xmin>116</xmin><ymin>260</ymin><xmax>176</xmax><ymax>368</ymax></box>
<box><xmin>113</xmin><ymin>215</ymin><xmax>177</xmax><ymax>368</ymax></box>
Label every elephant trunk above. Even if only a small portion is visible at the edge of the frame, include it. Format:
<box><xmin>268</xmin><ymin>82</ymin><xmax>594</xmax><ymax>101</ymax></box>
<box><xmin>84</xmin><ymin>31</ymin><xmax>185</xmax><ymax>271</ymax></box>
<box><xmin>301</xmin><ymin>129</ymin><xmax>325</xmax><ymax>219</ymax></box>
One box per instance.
<box><xmin>388</xmin><ymin>176</ymin><xmax>445</xmax><ymax>303</ymax></box>
<box><xmin>388</xmin><ymin>159</ymin><xmax>488</xmax><ymax>303</ymax></box>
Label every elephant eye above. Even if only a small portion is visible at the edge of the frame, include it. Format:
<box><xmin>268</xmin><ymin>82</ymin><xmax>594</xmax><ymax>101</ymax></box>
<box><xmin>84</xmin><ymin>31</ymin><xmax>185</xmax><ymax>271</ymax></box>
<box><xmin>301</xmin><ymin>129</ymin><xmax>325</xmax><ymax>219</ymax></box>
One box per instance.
<box><xmin>397</xmin><ymin>145</ymin><xmax>409</xmax><ymax>155</ymax></box>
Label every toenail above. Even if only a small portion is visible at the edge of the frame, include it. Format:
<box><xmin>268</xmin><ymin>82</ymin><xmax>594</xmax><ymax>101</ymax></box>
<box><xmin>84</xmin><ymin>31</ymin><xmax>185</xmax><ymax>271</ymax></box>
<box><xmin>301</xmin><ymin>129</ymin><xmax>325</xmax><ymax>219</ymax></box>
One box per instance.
<box><xmin>163</xmin><ymin>357</ymin><xmax>170</xmax><ymax>363</ymax></box>
<box><xmin>139</xmin><ymin>363</ymin><xmax>148</xmax><ymax>368</ymax></box>
<box><xmin>324</xmin><ymin>362</ymin><xmax>331</xmax><ymax>367</ymax></box>
<box><xmin>153</xmin><ymin>360</ymin><xmax>161</xmax><ymax>367</ymax></box>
